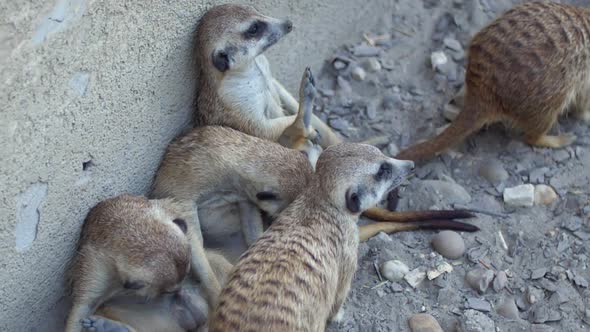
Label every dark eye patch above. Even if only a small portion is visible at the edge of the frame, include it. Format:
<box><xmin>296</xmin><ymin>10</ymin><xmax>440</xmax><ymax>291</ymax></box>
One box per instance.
<box><xmin>244</xmin><ymin>20</ymin><xmax>267</xmax><ymax>39</ymax></box>
<box><xmin>123</xmin><ymin>280</ymin><xmax>146</xmax><ymax>290</ymax></box>
<box><xmin>375</xmin><ymin>162</ymin><xmax>392</xmax><ymax>181</ymax></box>
<box><xmin>256</xmin><ymin>191</ymin><xmax>279</xmax><ymax>201</ymax></box>
<box><xmin>172</xmin><ymin>218</ymin><xmax>188</xmax><ymax>234</ymax></box>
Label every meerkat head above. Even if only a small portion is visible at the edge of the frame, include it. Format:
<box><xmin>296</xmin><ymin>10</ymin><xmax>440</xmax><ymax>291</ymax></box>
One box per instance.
<box><xmin>195</xmin><ymin>4</ymin><xmax>293</xmax><ymax>74</ymax></box>
<box><xmin>78</xmin><ymin>195</ymin><xmax>192</xmax><ymax>300</ymax></box>
<box><xmin>314</xmin><ymin>144</ymin><xmax>414</xmax><ymax>215</ymax></box>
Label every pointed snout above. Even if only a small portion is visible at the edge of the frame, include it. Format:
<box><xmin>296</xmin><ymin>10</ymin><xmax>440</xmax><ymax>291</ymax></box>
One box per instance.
<box><xmin>283</xmin><ymin>19</ymin><xmax>293</xmax><ymax>33</ymax></box>
<box><xmin>392</xmin><ymin>158</ymin><xmax>415</xmax><ymax>176</ymax></box>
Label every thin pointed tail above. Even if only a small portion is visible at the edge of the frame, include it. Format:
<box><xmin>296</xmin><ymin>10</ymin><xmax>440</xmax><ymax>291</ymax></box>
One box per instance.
<box><xmin>359</xmin><ymin>220</ymin><xmax>479</xmax><ymax>242</ymax></box>
<box><xmin>396</xmin><ymin>104</ymin><xmax>487</xmax><ymax>162</ymax></box>
<box><xmin>362</xmin><ymin>207</ymin><xmax>475</xmax><ymax>222</ymax></box>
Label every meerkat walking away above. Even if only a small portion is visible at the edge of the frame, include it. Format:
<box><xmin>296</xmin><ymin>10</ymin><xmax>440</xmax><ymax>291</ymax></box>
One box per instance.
<box><xmin>397</xmin><ymin>2</ymin><xmax>590</xmax><ymax>162</ymax></box>
<box><xmin>208</xmin><ymin>144</ymin><xmax>414</xmax><ymax>331</ymax></box>
<box><xmin>65</xmin><ymin>195</ymin><xmax>224</xmax><ymax>332</ymax></box>
<box><xmin>192</xmin><ymin>4</ymin><xmax>386</xmax><ymax>149</ymax></box>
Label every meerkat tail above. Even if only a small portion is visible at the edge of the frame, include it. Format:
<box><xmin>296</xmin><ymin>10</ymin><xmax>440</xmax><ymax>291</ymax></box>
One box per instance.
<box><xmin>359</xmin><ymin>220</ymin><xmax>479</xmax><ymax>241</ymax></box>
<box><xmin>359</xmin><ymin>135</ymin><xmax>390</xmax><ymax>147</ymax></box>
<box><xmin>362</xmin><ymin>207</ymin><xmax>475</xmax><ymax>222</ymax></box>
<box><xmin>395</xmin><ymin>105</ymin><xmax>488</xmax><ymax>162</ymax></box>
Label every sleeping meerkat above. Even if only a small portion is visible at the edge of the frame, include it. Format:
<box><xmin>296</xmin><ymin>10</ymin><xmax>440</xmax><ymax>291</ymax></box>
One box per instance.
<box><xmin>64</xmin><ymin>195</ymin><xmax>225</xmax><ymax>332</ymax></box>
<box><xmin>209</xmin><ymin>143</ymin><xmax>415</xmax><ymax>331</ymax></box>
<box><xmin>397</xmin><ymin>2</ymin><xmax>590</xmax><ymax>162</ymax></box>
<box><xmin>192</xmin><ymin>3</ymin><xmax>386</xmax><ymax>149</ymax></box>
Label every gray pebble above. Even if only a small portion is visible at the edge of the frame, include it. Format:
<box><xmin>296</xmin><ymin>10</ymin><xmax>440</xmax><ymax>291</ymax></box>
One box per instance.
<box><xmin>530</xmin><ymin>268</ymin><xmax>547</xmax><ymax>280</ymax></box>
<box><xmin>459</xmin><ymin>309</ymin><xmax>495</xmax><ymax>332</ymax></box>
<box><xmin>431</xmin><ymin>231</ymin><xmax>466</xmax><ymax>259</ymax></box>
<box><xmin>496</xmin><ymin>297</ymin><xmax>520</xmax><ymax>319</ymax></box>
<box><xmin>329</xmin><ymin>118</ymin><xmax>350</xmax><ymax>132</ymax></box>
<box><xmin>492</xmin><ymin>270</ymin><xmax>508</xmax><ymax>292</ymax></box>
<box><xmin>351</xmin><ymin>66</ymin><xmax>367</xmax><ymax>81</ymax></box>
<box><xmin>531</xmin><ymin>325</ymin><xmax>555</xmax><ymax>332</ymax></box>
<box><xmin>408</xmin><ymin>313</ymin><xmax>443</xmax><ymax>332</ymax></box>
<box><xmin>353</xmin><ymin>44</ymin><xmax>381</xmax><ymax>57</ymax></box>
<box><xmin>465</xmin><ymin>298</ymin><xmax>492</xmax><ymax>312</ymax></box>
<box><xmin>465</xmin><ymin>268</ymin><xmax>494</xmax><ymax>293</ymax></box>
<box><xmin>443</xmin><ymin>37</ymin><xmax>463</xmax><ymax>52</ymax></box>
<box><xmin>552</xmin><ymin>149</ymin><xmax>570</xmax><ymax>163</ymax></box>
<box><xmin>364</xmin><ymin>58</ymin><xmax>382</xmax><ymax>72</ymax></box>
<box><xmin>390</xmin><ymin>282</ymin><xmax>404</xmax><ymax>292</ymax></box>
<box><xmin>529</xmin><ymin>167</ymin><xmax>549</xmax><ymax>184</ymax></box>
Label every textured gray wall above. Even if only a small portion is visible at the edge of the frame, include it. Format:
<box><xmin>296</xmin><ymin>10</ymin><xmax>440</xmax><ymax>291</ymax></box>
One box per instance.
<box><xmin>0</xmin><ymin>0</ymin><xmax>395</xmax><ymax>330</ymax></box>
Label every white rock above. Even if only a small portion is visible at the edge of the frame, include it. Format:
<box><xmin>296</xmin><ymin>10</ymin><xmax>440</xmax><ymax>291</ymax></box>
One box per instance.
<box><xmin>430</xmin><ymin>51</ymin><xmax>448</xmax><ymax>70</ymax></box>
<box><xmin>351</xmin><ymin>66</ymin><xmax>366</xmax><ymax>81</ymax></box>
<box><xmin>493</xmin><ymin>271</ymin><xmax>508</xmax><ymax>292</ymax></box>
<box><xmin>443</xmin><ymin>103</ymin><xmax>460</xmax><ymax>121</ymax></box>
<box><xmin>503</xmin><ymin>184</ymin><xmax>535</xmax><ymax>207</ymax></box>
<box><xmin>427</xmin><ymin>262</ymin><xmax>454</xmax><ymax>280</ymax></box>
<box><xmin>404</xmin><ymin>268</ymin><xmax>427</xmax><ymax>288</ymax></box>
<box><xmin>381</xmin><ymin>260</ymin><xmax>410</xmax><ymax>282</ymax></box>
<box><xmin>364</xmin><ymin>58</ymin><xmax>382</xmax><ymax>72</ymax></box>
<box><xmin>534</xmin><ymin>184</ymin><xmax>558</xmax><ymax>205</ymax></box>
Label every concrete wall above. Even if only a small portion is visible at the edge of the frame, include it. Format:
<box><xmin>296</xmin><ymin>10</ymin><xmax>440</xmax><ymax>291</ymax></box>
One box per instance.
<box><xmin>0</xmin><ymin>0</ymin><xmax>395</xmax><ymax>330</ymax></box>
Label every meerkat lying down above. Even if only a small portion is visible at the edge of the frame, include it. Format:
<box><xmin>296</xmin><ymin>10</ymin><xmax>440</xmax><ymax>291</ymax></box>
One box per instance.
<box><xmin>65</xmin><ymin>195</ymin><xmax>231</xmax><ymax>332</ymax></box>
<box><xmin>151</xmin><ymin>68</ymin><xmax>477</xmax><ymax>264</ymax></box>
<box><xmin>209</xmin><ymin>143</ymin><xmax>415</xmax><ymax>331</ymax></box>
<box><xmin>192</xmin><ymin>3</ymin><xmax>387</xmax><ymax>150</ymax></box>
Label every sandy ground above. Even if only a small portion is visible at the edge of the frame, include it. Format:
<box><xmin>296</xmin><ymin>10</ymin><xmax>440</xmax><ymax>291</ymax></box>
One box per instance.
<box><xmin>310</xmin><ymin>1</ymin><xmax>590</xmax><ymax>331</ymax></box>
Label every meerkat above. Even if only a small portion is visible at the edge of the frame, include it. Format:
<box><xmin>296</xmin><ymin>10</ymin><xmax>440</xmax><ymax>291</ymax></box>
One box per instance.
<box><xmin>396</xmin><ymin>2</ymin><xmax>590</xmax><ymax>162</ymax></box>
<box><xmin>208</xmin><ymin>143</ymin><xmax>414</xmax><ymax>331</ymax></box>
<box><xmin>64</xmin><ymin>195</ymin><xmax>224</xmax><ymax>332</ymax></box>
<box><xmin>151</xmin><ymin>120</ymin><xmax>476</xmax><ymax>263</ymax></box>
<box><xmin>192</xmin><ymin>4</ymin><xmax>387</xmax><ymax>149</ymax></box>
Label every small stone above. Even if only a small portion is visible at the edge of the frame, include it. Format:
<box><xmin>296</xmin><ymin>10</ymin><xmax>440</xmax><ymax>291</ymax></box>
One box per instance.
<box><xmin>443</xmin><ymin>103</ymin><xmax>460</xmax><ymax>121</ymax></box>
<box><xmin>353</xmin><ymin>44</ymin><xmax>381</xmax><ymax>57</ymax></box>
<box><xmin>380</xmin><ymin>260</ymin><xmax>410</xmax><ymax>282</ymax></box>
<box><xmin>404</xmin><ymin>268</ymin><xmax>427</xmax><ymax>288</ymax></box>
<box><xmin>465</xmin><ymin>298</ymin><xmax>492</xmax><ymax>312</ymax></box>
<box><xmin>336</xmin><ymin>76</ymin><xmax>352</xmax><ymax>94</ymax></box>
<box><xmin>562</xmin><ymin>217</ymin><xmax>582</xmax><ymax>232</ymax></box>
<box><xmin>465</xmin><ymin>268</ymin><xmax>495</xmax><ymax>294</ymax></box>
<box><xmin>493</xmin><ymin>271</ymin><xmax>508</xmax><ymax>292</ymax></box>
<box><xmin>496</xmin><ymin>297</ymin><xmax>520</xmax><ymax>319</ymax></box>
<box><xmin>387</xmin><ymin>143</ymin><xmax>399</xmax><ymax>156</ymax></box>
<box><xmin>408</xmin><ymin>313</ymin><xmax>443</xmax><ymax>332</ymax></box>
<box><xmin>427</xmin><ymin>262</ymin><xmax>453</xmax><ymax>280</ymax></box>
<box><xmin>366</xmin><ymin>102</ymin><xmax>378</xmax><ymax>120</ymax></box>
<box><xmin>390</xmin><ymin>282</ymin><xmax>404</xmax><ymax>292</ymax></box>
<box><xmin>527</xmin><ymin>286</ymin><xmax>543</xmax><ymax>304</ymax></box>
<box><xmin>443</xmin><ymin>37</ymin><xmax>463</xmax><ymax>52</ymax></box>
<box><xmin>573</xmin><ymin>274</ymin><xmax>589</xmax><ymax>288</ymax></box>
<box><xmin>529</xmin><ymin>167</ymin><xmax>548</xmax><ymax>184</ymax></box>
<box><xmin>351</xmin><ymin>66</ymin><xmax>367</xmax><ymax>81</ymax></box>
<box><xmin>553</xmin><ymin>149</ymin><xmax>570</xmax><ymax>163</ymax></box>
<box><xmin>534</xmin><ymin>185</ymin><xmax>558</xmax><ymax>205</ymax></box>
<box><xmin>430</xmin><ymin>51</ymin><xmax>448</xmax><ymax>70</ymax></box>
<box><xmin>478</xmin><ymin>160</ymin><xmax>509</xmax><ymax>183</ymax></box>
<box><xmin>531</xmin><ymin>324</ymin><xmax>555</xmax><ymax>332</ymax></box>
<box><xmin>333</xmin><ymin>59</ymin><xmax>347</xmax><ymax>70</ymax></box>
<box><xmin>530</xmin><ymin>268</ymin><xmax>547</xmax><ymax>280</ymax></box>
<box><xmin>329</xmin><ymin>118</ymin><xmax>350</xmax><ymax>132</ymax></box>
<box><xmin>460</xmin><ymin>309</ymin><xmax>495</xmax><ymax>332</ymax></box>
<box><xmin>431</xmin><ymin>231</ymin><xmax>466</xmax><ymax>259</ymax></box>
<box><xmin>503</xmin><ymin>184</ymin><xmax>535</xmax><ymax>207</ymax></box>
<box><xmin>382</xmin><ymin>93</ymin><xmax>401</xmax><ymax>109</ymax></box>
<box><xmin>539</xmin><ymin>279</ymin><xmax>557</xmax><ymax>292</ymax></box>
<box><xmin>364</xmin><ymin>58</ymin><xmax>382</xmax><ymax>72</ymax></box>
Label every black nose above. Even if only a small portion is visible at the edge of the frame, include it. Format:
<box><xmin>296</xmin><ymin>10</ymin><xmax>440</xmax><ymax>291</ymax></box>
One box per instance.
<box><xmin>284</xmin><ymin>20</ymin><xmax>293</xmax><ymax>33</ymax></box>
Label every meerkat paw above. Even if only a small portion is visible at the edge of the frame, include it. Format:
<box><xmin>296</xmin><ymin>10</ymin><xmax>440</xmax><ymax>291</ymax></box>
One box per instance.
<box><xmin>330</xmin><ymin>307</ymin><xmax>345</xmax><ymax>323</ymax></box>
<box><xmin>299</xmin><ymin>66</ymin><xmax>317</xmax><ymax>102</ymax></box>
<box><xmin>528</xmin><ymin>133</ymin><xmax>576</xmax><ymax>148</ymax></box>
<box><xmin>81</xmin><ymin>316</ymin><xmax>130</xmax><ymax>332</ymax></box>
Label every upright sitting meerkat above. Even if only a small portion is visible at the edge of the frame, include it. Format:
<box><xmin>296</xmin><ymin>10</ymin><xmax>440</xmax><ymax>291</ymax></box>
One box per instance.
<box><xmin>192</xmin><ymin>3</ymin><xmax>382</xmax><ymax>149</ymax></box>
<box><xmin>209</xmin><ymin>143</ymin><xmax>414</xmax><ymax>332</ymax></box>
<box><xmin>397</xmin><ymin>2</ymin><xmax>590</xmax><ymax>162</ymax></box>
<box><xmin>65</xmin><ymin>195</ymin><xmax>226</xmax><ymax>332</ymax></box>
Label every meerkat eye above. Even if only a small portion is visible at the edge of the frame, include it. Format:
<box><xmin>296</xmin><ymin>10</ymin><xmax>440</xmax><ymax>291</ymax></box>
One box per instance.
<box><xmin>123</xmin><ymin>280</ymin><xmax>146</xmax><ymax>290</ymax></box>
<box><xmin>172</xmin><ymin>218</ymin><xmax>188</xmax><ymax>234</ymax></box>
<box><xmin>245</xmin><ymin>21</ymin><xmax>266</xmax><ymax>38</ymax></box>
<box><xmin>375</xmin><ymin>162</ymin><xmax>392</xmax><ymax>181</ymax></box>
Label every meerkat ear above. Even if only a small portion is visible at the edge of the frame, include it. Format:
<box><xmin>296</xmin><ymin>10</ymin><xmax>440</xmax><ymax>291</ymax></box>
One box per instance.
<box><xmin>211</xmin><ymin>49</ymin><xmax>233</xmax><ymax>72</ymax></box>
<box><xmin>345</xmin><ymin>190</ymin><xmax>361</xmax><ymax>214</ymax></box>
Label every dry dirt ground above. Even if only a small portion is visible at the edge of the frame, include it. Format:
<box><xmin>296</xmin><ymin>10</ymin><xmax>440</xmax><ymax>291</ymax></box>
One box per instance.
<box><xmin>314</xmin><ymin>1</ymin><xmax>590</xmax><ymax>331</ymax></box>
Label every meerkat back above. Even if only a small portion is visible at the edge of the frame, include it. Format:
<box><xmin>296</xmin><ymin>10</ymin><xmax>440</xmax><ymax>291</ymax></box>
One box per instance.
<box><xmin>397</xmin><ymin>2</ymin><xmax>590</xmax><ymax>162</ymax></box>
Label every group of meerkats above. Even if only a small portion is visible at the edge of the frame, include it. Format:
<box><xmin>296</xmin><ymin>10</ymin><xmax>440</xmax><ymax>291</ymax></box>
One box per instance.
<box><xmin>63</xmin><ymin>2</ymin><xmax>590</xmax><ymax>332</ymax></box>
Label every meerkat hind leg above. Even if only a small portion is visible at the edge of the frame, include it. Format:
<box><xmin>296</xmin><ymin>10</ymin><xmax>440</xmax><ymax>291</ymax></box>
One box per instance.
<box><xmin>525</xmin><ymin>132</ymin><xmax>576</xmax><ymax>148</ymax></box>
<box><xmin>81</xmin><ymin>316</ymin><xmax>136</xmax><ymax>332</ymax></box>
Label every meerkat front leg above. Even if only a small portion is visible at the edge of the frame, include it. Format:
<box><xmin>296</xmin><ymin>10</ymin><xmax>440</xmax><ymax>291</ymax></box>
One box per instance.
<box><xmin>184</xmin><ymin>205</ymin><xmax>222</xmax><ymax>309</ymax></box>
<box><xmin>273</xmin><ymin>77</ymin><xmax>299</xmax><ymax>115</ymax></box>
<box><xmin>80</xmin><ymin>316</ymin><xmax>136</xmax><ymax>332</ymax></box>
<box><xmin>238</xmin><ymin>201</ymin><xmax>265</xmax><ymax>246</ymax></box>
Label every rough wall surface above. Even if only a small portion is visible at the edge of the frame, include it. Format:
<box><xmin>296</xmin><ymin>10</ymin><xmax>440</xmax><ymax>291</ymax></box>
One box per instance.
<box><xmin>0</xmin><ymin>0</ymin><xmax>395</xmax><ymax>330</ymax></box>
